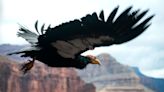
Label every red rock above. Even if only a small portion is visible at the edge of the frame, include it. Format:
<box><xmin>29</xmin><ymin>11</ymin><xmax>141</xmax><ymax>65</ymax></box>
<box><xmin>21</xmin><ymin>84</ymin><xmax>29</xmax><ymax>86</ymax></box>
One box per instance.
<box><xmin>0</xmin><ymin>55</ymin><xmax>95</xmax><ymax>92</ymax></box>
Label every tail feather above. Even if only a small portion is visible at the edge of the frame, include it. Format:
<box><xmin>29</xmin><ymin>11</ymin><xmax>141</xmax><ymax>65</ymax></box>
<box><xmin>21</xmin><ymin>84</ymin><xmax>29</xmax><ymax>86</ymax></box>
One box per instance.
<box><xmin>7</xmin><ymin>46</ymin><xmax>41</xmax><ymax>58</ymax></box>
<box><xmin>7</xmin><ymin>51</ymin><xmax>24</xmax><ymax>55</ymax></box>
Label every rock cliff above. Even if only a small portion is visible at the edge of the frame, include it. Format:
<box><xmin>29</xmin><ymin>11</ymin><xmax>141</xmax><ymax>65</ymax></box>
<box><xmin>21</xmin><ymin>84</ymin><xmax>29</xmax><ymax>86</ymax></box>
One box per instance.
<box><xmin>0</xmin><ymin>55</ymin><xmax>95</xmax><ymax>92</ymax></box>
<box><xmin>77</xmin><ymin>53</ymin><xmax>154</xmax><ymax>92</ymax></box>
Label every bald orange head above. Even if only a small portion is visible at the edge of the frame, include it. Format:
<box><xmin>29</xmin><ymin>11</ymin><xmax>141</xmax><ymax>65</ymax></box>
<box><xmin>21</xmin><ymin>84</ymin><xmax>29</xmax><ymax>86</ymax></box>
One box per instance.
<box><xmin>86</xmin><ymin>55</ymin><xmax>101</xmax><ymax>65</ymax></box>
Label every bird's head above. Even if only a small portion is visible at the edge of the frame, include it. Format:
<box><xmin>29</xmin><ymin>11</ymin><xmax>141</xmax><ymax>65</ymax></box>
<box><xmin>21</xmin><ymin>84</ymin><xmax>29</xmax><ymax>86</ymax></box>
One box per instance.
<box><xmin>86</xmin><ymin>55</ymin><xmax>101</xmax><ymax>65</ymax></box>
<box><xmin>78</xmin><ymin>55</ymin><xmax>101</xmax><ymax>66</ymax></box>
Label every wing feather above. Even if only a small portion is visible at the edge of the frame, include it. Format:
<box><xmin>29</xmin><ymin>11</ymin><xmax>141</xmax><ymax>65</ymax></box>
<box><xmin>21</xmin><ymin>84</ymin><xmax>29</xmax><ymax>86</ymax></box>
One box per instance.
<box><xmin>18</xmin><ymin>26</ymin><xmax>38</xmax><ymax>45</ymax></box>
<box><xmin>37</xmin><ymin>6</ymin><xmax>154</xmax><ymax>58</ymax></box>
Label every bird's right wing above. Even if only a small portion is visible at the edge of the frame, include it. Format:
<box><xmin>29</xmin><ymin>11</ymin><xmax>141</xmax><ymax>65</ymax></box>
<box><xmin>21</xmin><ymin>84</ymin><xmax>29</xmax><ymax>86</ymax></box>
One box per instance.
<box><xmin>40</xmin><ymin>6</ymin><xmax>154</xmax><ymax>58</ymax></box>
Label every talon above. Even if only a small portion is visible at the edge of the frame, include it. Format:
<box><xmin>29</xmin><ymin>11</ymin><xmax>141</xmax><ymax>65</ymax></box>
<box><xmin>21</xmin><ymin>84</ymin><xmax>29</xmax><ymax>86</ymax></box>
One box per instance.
<box><xmin>20</xmin><ymin>58</ymin><xmax>35</xmax><ymax>74</ymax></box>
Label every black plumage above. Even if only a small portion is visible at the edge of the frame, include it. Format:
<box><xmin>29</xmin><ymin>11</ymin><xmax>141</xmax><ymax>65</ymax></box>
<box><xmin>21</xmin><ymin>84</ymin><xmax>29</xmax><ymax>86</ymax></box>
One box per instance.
<box><xmin>9</xmin><ymin>6</ymin><xmax>154</xmax><ymax>73</ymax></box>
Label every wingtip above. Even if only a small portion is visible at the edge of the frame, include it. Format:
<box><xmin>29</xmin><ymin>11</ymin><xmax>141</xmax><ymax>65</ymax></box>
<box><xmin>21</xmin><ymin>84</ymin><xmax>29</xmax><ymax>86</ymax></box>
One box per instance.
<box><xmin>106</xmin><ymin>5</ymin><xmax>119</xmax><ymax>23</ymax></box>
<box><xmin>35</xmin><ymin>20</ymin><xmax>38</xmax><ymax>28</ymax></box>
<box><xmin>35</xmin><ymin>20</ymin><xmax>40</xmax><ymax>35</ymax></box>
<box><xmin>115</xmin><ymin>5</ymin><xmax>119</xmax><ymax>11</ymax></box>
<box><xmin>144</xmin><ymin>9</ymin><xmax>149</xmax><ymax>14</ymax></box>
<box><xmin>147</xmin><ymin>14</ymin><xmax>155</xmax><ymax>21</ymax></box>
<box><xmin>99</xmin><ymin>10</ymin><xmax>105</xmax><ymax>21</ymax></box>
<box><xmin>151</xmin><ymin>14</ymin><xmax>155</xmax><ymax>18</ymax></box>
<box><xmin>115</xmin><ymin>5</ymin><xmax>119</xmax><ymax>9</ymax></box>
<box><xmin>134</xmin><ymin>9</ymin><xmax>140</xmax><ymax>14</ymax></box>
<box><xmin>100</xmin><ymin>10</ymin><xmax>104</xmax><ymax>15</ymax></box>
<box><xmin>41</xmin><ymin>23</ymin><xmax>45</xmax><ymax>34</ymax></box>
<box><xmin>144</xmin><ymin>23</ymin><xmax>152</xmax><ymax>30</ymax></box>
<box><xmin>127</xmin><ymin>6</ymin><xmax>133</xmax><ymax>11</ymax></box>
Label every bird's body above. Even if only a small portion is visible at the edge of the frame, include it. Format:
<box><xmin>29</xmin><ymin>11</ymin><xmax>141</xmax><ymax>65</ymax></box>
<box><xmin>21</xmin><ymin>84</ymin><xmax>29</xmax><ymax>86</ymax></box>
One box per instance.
<box><xmin>29</xmin><ymin>46</ymin><xmax>89</xmax><ymax>69</ymax></box>
<box><xmin>15</xmin><ymin>45</ymin><xmax>91</xmax><ymax>69</ymax></box>
<box><xmin>9</xmin><ymin>6</ymin><xmax>154</xmax><ymax>73</ymax></box>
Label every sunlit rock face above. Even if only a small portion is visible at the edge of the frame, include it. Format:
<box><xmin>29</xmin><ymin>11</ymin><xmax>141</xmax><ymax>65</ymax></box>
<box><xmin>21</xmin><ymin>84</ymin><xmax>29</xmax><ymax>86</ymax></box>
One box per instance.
<box><xmin>0</xmin><ymin>55</ymin><xmax>96</xmax><ymax>92</ymax></box>
<box><xmin>77</xmin><ymin>53</ymin><xmax>154</xmax><ymax>92</ymax></box>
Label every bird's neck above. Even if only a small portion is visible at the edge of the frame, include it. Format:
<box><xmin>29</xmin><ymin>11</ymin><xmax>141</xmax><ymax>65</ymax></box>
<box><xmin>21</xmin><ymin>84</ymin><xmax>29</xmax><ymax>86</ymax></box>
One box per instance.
<box><xmin>75</xmin><ymin>55</ymin><xmax>90</xmax><ymax>69</ymax></box>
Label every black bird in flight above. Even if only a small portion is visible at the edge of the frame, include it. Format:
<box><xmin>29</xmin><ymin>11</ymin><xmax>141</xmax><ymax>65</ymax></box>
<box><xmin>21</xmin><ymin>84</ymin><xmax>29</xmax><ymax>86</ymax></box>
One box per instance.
<box><xmin>9</xmin><ymin>6</ymin><xmax>154</xmax><ymax>73</ymax></box>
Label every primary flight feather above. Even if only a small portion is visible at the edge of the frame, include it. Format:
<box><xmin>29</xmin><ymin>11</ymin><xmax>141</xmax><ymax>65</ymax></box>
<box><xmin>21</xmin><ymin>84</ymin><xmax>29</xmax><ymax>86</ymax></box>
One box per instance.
<box><xmin>9</xmin><ymin>6</ymin><xmax>154</xmax><ymax>73</ymax></box>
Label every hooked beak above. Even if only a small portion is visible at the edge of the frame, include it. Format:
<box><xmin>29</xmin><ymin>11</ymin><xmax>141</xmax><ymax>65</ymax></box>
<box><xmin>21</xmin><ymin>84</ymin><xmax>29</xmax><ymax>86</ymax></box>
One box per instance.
<box><xmin>90</xmin><ymin>58</ymin><xmax>101</xmax><ymax>65</ymax></box>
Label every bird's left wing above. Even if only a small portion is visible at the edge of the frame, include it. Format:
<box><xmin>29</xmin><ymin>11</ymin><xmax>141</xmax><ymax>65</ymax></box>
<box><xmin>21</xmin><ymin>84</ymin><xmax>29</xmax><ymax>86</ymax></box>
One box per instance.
<box><xmin>18</xmin><ymin>25</ymin><xmax>39</xmax><ymax>45</ymax></box>
<box><xmin>40</xmin><ymin>6</ymin><xmax>154</xmax><ymax>58</ymax></box>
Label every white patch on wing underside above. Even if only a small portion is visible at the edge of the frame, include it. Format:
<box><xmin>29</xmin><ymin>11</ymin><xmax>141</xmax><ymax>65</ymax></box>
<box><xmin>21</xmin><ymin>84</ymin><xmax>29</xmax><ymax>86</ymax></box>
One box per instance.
<box><xmin>51</xmin><ymin>36</ymin><xmax>113</xmax><ymax>58</ymax></box>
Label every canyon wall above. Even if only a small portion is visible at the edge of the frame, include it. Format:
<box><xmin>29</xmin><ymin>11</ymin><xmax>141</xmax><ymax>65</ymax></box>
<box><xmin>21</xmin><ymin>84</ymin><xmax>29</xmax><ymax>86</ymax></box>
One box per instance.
<box><xmin>0</xmin><ymin>55</ymin><xmax>95</xmax><ymax>92</ymax></box>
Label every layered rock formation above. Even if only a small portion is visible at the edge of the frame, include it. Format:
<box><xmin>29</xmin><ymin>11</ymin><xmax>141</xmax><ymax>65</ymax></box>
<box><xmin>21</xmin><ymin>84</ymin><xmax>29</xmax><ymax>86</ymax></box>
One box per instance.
<box><xmin>133</xmin><ymin>67</ymin><xmax>164</xmax><ymax>92</ymax></box>
<box><xmin>77</xmin><ymin>53</ymin><xmax>154</xmax><ymax>92</ymax></box>
<box><xmin>0</xmin><ymin>55</ymin><xmax>95</xmax><ymax>92</ymax></box>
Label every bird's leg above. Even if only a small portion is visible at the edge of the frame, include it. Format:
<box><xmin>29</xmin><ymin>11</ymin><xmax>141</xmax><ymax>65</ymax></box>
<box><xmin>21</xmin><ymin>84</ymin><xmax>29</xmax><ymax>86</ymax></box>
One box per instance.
<box><xmin>20</xmin><ymin>58</ymin><xmax>35</xmax><ymax>74</ymax></box>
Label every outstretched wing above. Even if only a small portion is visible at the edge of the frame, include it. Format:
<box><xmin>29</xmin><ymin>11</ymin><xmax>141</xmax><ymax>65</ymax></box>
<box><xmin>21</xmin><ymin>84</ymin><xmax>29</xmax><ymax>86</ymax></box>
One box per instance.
<box><xmin>38</xmin><ymin>6</ymin><xmax>154</xmax><ymax>58</ymax></box>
